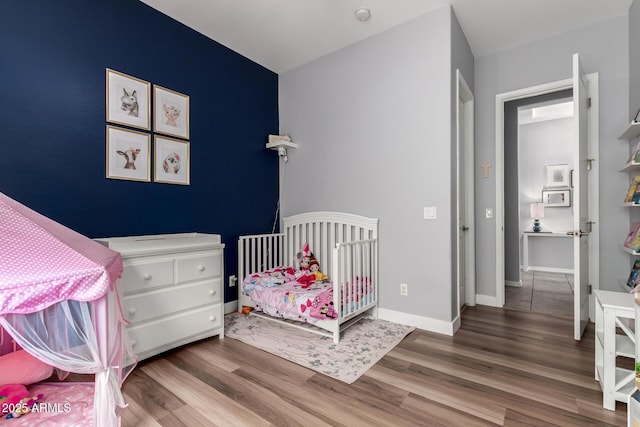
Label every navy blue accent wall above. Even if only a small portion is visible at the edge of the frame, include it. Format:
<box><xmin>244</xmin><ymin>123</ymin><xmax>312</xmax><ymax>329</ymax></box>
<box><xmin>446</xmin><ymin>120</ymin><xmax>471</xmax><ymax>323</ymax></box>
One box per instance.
<box><xmin>1</xmin><ymin>0</ymin><xmax>279</xmax><ymax>303</ymax></box>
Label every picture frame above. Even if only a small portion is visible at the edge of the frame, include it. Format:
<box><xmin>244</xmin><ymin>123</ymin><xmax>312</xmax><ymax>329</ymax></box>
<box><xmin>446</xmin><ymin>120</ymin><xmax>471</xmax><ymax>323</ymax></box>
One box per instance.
<box><xmin>154</xmin><ymin>85</ymin><xmax>190</xmax><ymax>139</ymax></box>
<box><xmin>542</xmin><ymin>189</ymin><xmax>571</xmax><ymax>207</ymax></box>
<box><xmin>545</xmin><ymin>163</ymin><xmax>570</xmax><ymax>188</ymax></box>
<box><xmin>106</xmin><ymin>69</ymin><xmax>151</xmax><ymax>130</ymax></box>
<box><xmin>154</xmin><ymin>136</ymin><xmax>190</xmax><ymax>185</ymax></box>
<box><xmin>106</xmin><ymin>126</ymin><xmax>151</xmax><ymax>182</ymax></box>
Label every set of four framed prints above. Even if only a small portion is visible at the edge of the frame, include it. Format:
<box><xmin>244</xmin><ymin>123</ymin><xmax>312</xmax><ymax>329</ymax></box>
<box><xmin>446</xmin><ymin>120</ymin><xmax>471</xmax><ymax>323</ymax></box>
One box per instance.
<box><xmin>106</xmin><ymin>68</ymin><xmax>190</xmax><ymax>185</ymax></box>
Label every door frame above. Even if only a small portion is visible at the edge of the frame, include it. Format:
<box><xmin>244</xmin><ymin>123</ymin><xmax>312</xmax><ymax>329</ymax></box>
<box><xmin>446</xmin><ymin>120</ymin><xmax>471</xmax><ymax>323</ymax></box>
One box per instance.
<box><xmin>456</xmin><ymin>69</ymin><xmax>476</xmax><ymax>320</ymax></box>
<box><xmin>494</xmin><ymin>75</ymin><xmax>600</xmax><ymax>312</ymax></box>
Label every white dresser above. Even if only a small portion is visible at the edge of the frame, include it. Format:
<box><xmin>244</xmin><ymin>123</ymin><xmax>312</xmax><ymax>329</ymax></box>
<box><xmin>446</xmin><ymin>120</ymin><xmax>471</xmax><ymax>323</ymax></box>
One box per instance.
<box><xmin>95</xmin><ymin>233</ymin><xmax>225</xmax><ymax>361</ymax></box>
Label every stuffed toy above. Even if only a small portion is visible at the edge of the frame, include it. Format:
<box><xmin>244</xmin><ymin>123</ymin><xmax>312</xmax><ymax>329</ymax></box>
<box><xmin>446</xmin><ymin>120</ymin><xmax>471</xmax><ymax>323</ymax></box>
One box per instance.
<box><xmin>295</xmin><ymin>243</ymin><xmax>312</xmax><ymax>277</ymax></box>
<box><xmin>309</xmin><ymin>256</ymin><xmax>329</xmax><ymax>283</ymax></box>
<box><xmin>0</xmin><ymin>384</ymin><xmax>43</xmax><ymax>419</ymax></box>
<box><xmin>0</xmin><ymin>350</ymin><xmax>51</xmax><ymax>420</ymax></box>
<box><xmin>295</xmin><ymin>244</ymin><xmax>318</xmax><ymax>288</ymax></box>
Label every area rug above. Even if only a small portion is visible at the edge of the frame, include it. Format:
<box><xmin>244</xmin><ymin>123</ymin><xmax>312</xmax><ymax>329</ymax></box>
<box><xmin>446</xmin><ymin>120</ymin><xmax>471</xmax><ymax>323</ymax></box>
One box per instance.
<box><xmin>224</xmin><ymin>313</ymin><xmax>415</xmax><ymax>384</ymax></box>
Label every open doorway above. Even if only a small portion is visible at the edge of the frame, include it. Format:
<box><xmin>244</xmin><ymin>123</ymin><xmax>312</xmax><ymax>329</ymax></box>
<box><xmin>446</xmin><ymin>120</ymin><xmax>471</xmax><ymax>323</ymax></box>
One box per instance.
<box><xmin>504</xmin><ymin>93</ymin><xmax>575</xmax><ymax>318</ymax></box>
<box><xmin>494</xmin><ymin>68</ymin><xmax>600</xmax><ymax>336</ymax></box>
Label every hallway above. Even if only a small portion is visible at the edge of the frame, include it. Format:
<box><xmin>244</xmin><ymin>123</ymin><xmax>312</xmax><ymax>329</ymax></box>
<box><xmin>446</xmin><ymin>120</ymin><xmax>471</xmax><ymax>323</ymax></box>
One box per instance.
<box><xmin>504</xmin><ymin>271</ymin><xmax>574</xmax><ymax>318</ymax></box>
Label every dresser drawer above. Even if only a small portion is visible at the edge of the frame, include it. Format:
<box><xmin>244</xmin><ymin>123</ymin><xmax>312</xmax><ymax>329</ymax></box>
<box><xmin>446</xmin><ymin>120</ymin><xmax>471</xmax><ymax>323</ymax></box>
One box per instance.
<box><xmin>127</xmin><ymin>304</ymin><xmax>222</xmax><ymax>358</ymax></box>
<box><xmin>121</xmin><ymin>258</ymin><xmax>174</xmax><ymax>293</ymax></box>
<box><xmin>176</xmin><ymin>250</ymin><xmax>222</xmax><ymax>283</ymax></box>
<box><xmin>124</xmin><ymin>279</ymin><xmax>222</xmax><ymax>324</ymax></box>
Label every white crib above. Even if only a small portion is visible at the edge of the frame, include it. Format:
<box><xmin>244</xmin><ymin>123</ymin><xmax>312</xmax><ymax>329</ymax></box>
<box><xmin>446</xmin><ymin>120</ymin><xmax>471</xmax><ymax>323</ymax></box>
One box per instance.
<box><xmin>238</xmin><ymin>211</ymin><xmax>379</xmax><ymax>342</ymax></box>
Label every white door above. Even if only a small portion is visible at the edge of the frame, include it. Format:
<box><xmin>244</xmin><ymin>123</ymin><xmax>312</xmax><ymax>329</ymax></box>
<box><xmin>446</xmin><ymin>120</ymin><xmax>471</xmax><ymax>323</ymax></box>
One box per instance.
<box><xmin>456</xmin><ymin>70</ymin><xmax>475</xmax><ymax>312</ymax></box>
<box><xmin>573</xmin><ymin>53</ymin><xmax>590</xmax><ymax>340</ymax></box>
<box><xmin>458</xmin><ymin>97</ymin><xmax>467</xmax><ymax>309</ymax></box>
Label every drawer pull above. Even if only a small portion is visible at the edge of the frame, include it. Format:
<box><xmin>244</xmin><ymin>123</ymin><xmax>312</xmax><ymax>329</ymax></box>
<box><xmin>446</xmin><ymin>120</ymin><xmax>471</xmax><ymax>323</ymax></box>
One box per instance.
<box><xmin>209</xmin><ymin>316</ymin><xmax>216</xmax><ymax>322</ymax></box>
<box><xmin>143</xmin><ymin>273</ymin><xmax>152</xmax><ymax>280</ymax></box>
<box><xmin>209</xmin><ymin>290</ymin><xmax>216</xmax><ymax>295</ymax></box>
<box><xmin>129</xmin><ymin>307</ymin><xmax>136</xmax><ymax>315</ymax></box>
<box><xmin>197</xmin><ymin>265</ymin><xmax>205</xmax><ymax>272</ymax></box>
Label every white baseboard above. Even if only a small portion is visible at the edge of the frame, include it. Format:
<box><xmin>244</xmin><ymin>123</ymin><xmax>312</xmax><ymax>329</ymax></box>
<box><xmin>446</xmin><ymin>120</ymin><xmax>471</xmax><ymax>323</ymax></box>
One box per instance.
<box><xmin>527</xmin><ymin>266</ymin><xmax>574</xmax><ymax>274</ymax></box>
<box><xmin>225</xmin><ymin>301</ymin><xmax>238</xmax><ymax>315</ymax></box>
<box><xmin>505</xmin><ymin>280</ymin><xmax>522</xmax><ymax>288</ymax></box>
<box><xmin>475</xmin><ymin>294</ymin><xmax>498</xmax><ymax>307</ymax></box>
<box><xmin>378</xmin><ymin>307</ymin><xmax>455</xmax><ymax>336</ymax></box>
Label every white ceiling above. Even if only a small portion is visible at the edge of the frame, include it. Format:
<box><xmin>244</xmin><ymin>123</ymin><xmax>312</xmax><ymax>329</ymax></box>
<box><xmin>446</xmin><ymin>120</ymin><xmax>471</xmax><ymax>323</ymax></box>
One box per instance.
<box><xmin>140</xmin><ymin>0</ymin><xmax>632</xmax><ymax>73</ymax></box>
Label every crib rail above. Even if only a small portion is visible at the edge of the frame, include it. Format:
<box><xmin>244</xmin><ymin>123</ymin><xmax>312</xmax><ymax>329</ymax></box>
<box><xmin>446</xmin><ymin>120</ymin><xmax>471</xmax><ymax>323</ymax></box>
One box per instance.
<box><xmin>332</xmin><ymin>238</ymin><xmax>378</xmax><ymax>320</ymax></box>
<box><xmin>238</xmin><ymin>233</ymin><xmax>285</xmax><ymax>284</ymax></box>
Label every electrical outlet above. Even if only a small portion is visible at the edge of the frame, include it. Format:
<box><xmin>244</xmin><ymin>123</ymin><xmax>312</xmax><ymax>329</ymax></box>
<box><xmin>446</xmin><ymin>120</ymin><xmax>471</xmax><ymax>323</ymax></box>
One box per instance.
<box><xmin>229</xmin><ymin>275</ymin><xmax>237</xmax><ymax>287</ymax></box>
<box><xmin>400</xmin><ymin>283</ymin><xmax>408</xmax><ymax>296</ymax></box>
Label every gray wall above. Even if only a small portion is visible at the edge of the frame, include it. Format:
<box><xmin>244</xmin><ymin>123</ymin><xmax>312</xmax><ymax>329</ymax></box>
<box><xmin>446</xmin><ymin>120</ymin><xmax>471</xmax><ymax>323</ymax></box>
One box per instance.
<box><xmin>475</xmin><ymin>15</ymin><xmax>630</xmax><ymax>298</ymax></box>
<box><xmin>279</xmin><ymin>6</ymin><xmax>473</xmax><ymax>324</ymax></box>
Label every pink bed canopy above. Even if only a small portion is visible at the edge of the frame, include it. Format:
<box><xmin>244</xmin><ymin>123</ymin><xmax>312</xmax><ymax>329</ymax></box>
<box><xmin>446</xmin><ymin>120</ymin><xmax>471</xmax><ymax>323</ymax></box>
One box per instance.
<box><xmin>0</xmin><ymin>192</ymin><xmax>136</xmax><ymax>426</ymax></box>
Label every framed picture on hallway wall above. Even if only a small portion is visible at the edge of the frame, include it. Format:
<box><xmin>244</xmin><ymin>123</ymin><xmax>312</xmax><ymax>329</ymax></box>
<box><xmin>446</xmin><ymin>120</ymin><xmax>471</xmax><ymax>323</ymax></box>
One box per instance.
<box><xmin>545</xmin><ymin>164</ymin><xmax>570</xmax><ymax>188</ymax></box>
<box><xmin>154</xmin><ymin>85</ymin><xmax>190</xmax><ymax>139</ymax></box>
<box><xmin>542</xmin><ymin>189</ymin><xmax>571</xmax><ymax>207</ymax></box>
<box><xmin>106</xmin><ymin>69</ymin><xmax>151</xmax><ymax>130</ymax></box>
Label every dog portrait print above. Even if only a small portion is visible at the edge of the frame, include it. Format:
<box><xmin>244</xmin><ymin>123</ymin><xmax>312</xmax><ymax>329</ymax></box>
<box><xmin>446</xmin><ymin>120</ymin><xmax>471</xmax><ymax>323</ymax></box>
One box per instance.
<box><xmin>163</xmin><ymin>152</ymin><xmax>181</xmax><ymax>174</ymax></box>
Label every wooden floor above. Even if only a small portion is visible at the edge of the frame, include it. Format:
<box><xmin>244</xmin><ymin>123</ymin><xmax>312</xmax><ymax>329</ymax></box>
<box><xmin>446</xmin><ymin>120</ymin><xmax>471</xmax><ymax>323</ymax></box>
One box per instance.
<box><xmin>119</xmin><ymin>306</ymin><xmax>628</xmax><ymax>426</ymax></box>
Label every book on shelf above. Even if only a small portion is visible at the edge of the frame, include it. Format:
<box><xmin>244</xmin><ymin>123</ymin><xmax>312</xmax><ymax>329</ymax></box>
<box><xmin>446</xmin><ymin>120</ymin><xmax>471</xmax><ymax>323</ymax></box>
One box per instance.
<box><xmin>629</xmin><ymin>226</ymin><xmax>640</xmax><ymax>252</ymax></box>
<box><xmin>625</xmin><ymin>175</ymin><xmax>640</xmax><ymax>203</ymax></box>
<box><xmin>628</xmin><ymin>259</ymin><xmax>640</xmax><ymax>292</ymax></box>
<box><xmin>629</xmin><ymin>140</ymin><xmax>640</xmax><ymax>163</ymax></box>
<box><xmin>624</xmin><ymin>223</ymin><xmax>640</xmax><ymax>249</ymax></box>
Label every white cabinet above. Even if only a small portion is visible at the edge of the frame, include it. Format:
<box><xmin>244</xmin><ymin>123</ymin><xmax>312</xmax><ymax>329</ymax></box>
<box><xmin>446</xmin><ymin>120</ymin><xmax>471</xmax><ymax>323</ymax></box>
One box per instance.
<box><xmin>594</xmin><ymin>290</ymin><xmax>636</xmax><ymax>410</ymax></box>
<box><xmin>96</xmin><ymin>233</ymin><xmax>224</xmax><ymax>361</ymax></box>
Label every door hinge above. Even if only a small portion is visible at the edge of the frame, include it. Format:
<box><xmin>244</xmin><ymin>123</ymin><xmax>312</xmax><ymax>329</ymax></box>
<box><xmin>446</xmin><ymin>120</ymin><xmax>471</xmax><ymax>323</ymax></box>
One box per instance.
<box><xmin>587</xmin><ymin>97</ymin><xmax>592</xmax><ymax>108</ymax></box>
<box><xmin>588</xmin><ymin>285</ymin><xmax>592</xmax><ymax>294</ymax></box>
<box><xmin>586</xmin><ymin>158</ymin><xmax>595</xmax><ymax>170</ymax></box>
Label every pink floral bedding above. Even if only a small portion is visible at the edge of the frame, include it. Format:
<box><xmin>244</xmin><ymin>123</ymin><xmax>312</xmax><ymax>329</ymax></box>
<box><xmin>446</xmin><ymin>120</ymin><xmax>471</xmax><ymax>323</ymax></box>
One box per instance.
<box><xmin>243</xmin><ymin>267</ymin><xmax>373</xmax><ymax>323</ymax></box>
<box><xmin>243</xmin><ymin>267</ymin><xmax>336</xmax><ymax>322</ymax></box>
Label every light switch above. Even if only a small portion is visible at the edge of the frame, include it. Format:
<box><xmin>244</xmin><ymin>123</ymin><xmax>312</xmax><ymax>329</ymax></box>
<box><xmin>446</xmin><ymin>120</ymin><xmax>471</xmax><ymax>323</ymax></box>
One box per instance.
<box><xmin>423</xmin><ymin>207</ymin><xmax>437</xmax><ymax>219</ymax></box>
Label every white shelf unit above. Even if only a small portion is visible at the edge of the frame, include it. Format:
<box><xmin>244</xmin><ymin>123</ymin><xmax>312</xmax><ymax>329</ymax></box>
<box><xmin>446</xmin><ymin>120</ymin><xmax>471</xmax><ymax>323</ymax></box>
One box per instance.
<box><xmin>622</xmin><ymin>246</ymin><xmax>640</xmax><ymax>256</ymax></box>
<box><xmin>620</xmin><ymin>162</ymin><xmax>640</xmax><ymax>173</ymax></box>
<box><xmin>594</xmin><ymin>290</ymin><xmax>636</xmax><ymax>410</ymax></box>
<box><xmin>620</xmin><ymin>121</ymin><xmax>640</xmax><ymax>140</ymax></box>
<box><xmin>631</xmin><ymin>303</ymin><xmax>640</xmax><ymax>426</ymax></box>
<box><xmin>266</xmin><ymin>140</ymin><xmax>298</xmax><ymax>150</ymax></box>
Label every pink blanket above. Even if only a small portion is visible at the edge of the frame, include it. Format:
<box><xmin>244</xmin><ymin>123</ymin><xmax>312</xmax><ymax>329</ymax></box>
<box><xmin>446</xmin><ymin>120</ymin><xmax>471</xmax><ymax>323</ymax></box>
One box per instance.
<box><xmin>244</xmin><ymin>268</ymin><xmax>335</xmax><ymax>322</ymax></box>
<box><xmin>244</xmin><ymin>268</ymin><xmax>373</xmax><ymax>322</ymax></box>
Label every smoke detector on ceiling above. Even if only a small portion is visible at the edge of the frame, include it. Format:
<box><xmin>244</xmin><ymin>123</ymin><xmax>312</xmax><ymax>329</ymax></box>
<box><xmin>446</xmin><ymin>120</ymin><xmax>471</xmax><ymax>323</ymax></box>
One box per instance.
<box><xmin>355</xmin><ymin>7</ymin><xmax>371</xmax><ymax>22</ymax></box>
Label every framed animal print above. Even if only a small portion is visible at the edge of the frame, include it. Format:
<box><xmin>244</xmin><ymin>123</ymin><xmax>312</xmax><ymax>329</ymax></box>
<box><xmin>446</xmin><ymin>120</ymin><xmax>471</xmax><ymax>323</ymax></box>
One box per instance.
<box><xmin>106</xmin><ymin>126</ymin><xmax>151</xmax><ymax>182</ymax></box>
<box><xmin>106</xmin><ymin>69</ymin><xmax>151</xmax><ymax>130</ymax></box>
<box><xmin>154</xmin><ymin>136</ymin><xmax>190</xmax><ymax>185</ymax></box>
<box><xmin>154</xmin><ymin>85</ymin><xmax>189</xmax><ymax>139</ymax></box>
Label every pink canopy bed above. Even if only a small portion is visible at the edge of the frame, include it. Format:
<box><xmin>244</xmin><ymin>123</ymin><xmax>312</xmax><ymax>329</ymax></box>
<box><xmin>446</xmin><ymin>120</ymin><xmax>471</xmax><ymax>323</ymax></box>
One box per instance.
<box><xmin>0</xmin><ymin>192</ymin><xmax>136</xmax><ymax>426</ymax></box>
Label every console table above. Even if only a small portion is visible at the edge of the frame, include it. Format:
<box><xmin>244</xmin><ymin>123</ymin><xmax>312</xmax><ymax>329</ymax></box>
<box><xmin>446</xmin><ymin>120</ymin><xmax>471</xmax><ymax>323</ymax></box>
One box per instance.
<box><xmin>522</xmin><ymin>231</ymin><xmax>573</xmax><ymax>272</ymax></box>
